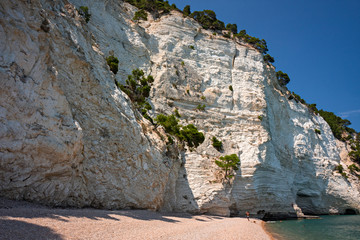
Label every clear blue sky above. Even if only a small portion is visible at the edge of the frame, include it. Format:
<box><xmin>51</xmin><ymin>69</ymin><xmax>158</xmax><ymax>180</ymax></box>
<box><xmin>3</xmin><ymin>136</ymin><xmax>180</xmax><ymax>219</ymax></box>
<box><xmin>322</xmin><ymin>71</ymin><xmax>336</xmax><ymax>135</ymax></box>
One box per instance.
<box><xmin>169</xmin><ymin>0</ymin><xmax>360</xmax><ymax>132</ymax></box>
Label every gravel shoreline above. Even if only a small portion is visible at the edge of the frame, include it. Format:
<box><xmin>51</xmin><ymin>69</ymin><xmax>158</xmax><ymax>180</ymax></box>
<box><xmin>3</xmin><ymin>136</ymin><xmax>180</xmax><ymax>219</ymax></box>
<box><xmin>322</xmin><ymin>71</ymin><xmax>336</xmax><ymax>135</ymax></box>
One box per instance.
<box><xmin>0</xmin><ymin>197</ymin><xmax>273</xmax><ymax>240</ymax></box>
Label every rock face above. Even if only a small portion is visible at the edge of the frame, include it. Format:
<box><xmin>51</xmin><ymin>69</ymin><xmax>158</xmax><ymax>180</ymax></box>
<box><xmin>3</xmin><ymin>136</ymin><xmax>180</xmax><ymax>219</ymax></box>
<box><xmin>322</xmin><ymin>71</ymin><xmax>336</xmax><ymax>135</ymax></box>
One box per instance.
<box><xmin>1</xmin><ymin>0</ymin><xmax>359</xmax><ymax>217</ymax></box>
<box><xmin>0</xmin><ymin>0</ymin><xmax>179</xmax><ymax>210</ymax></box>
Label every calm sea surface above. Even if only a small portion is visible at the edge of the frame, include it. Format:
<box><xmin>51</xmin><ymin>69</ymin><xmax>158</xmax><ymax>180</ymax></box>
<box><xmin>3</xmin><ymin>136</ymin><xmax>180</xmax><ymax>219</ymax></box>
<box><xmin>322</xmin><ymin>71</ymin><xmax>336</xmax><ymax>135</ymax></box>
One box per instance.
<box><xmin>265</xmin><ymin>215</ymin><xmax>360</xmax><ymax>240</ymax></box>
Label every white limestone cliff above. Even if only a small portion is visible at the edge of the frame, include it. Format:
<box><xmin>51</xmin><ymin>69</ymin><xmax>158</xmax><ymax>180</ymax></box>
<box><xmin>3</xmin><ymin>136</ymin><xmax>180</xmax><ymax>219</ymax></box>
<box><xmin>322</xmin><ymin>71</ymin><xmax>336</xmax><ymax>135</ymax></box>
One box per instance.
<box><xmin>0</xmin><ymin>0</ymin><xmax>359</xmax><ymax>218</ymax></box>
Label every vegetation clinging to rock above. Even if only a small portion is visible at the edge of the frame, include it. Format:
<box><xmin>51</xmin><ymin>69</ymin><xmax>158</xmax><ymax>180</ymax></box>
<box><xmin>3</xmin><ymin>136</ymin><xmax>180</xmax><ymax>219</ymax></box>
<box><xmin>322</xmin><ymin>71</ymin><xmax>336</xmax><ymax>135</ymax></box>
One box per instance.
<box><xmin>335</xmin><ymin>164</ymin><xmax>348</xmax><ymax>178</ymax></box>
<box><xmin>78</xmin><ymin>6</ymin><xmax>91</xmax><ymax>23</ymax></box>
<box><xmin>155</xmin><ymin>114</ymin><xmax>205</xmax><ymax>148</ymax></box>
<box><xmin>190</xmin><ymin>10</ymin><xmax>225</xmax><ymax>31</ymax></box>
<box><xmin>196</xmin><ymin>104</ymin><xmax>206</xmax><ymax>111</ymax></box>
<box><xmin>235</xmin><ymin>29</ymin><xmax>269</xmax><ymax>54</ymax></box>
<box><xmin>226</xmin><ymin>23</ymin><xmax>237</xmax><ymax>34</ymax></box>
<box><xmin>155</xmin><ymin>114</ymin><xmax>180</xmax><ymax>136</ymax></box>
<box><xmin>183</xmin><ymin>5</ymin><xmax>191</xmax><ymax>17</ymax></box>
<box><xmin>223</xmin><ymin>32</ymin><xmax>231</xmax><ymax>38</ymax></box>
<box><xmin>212</xmin><ymin>136</ymin><xmax>222</xmax><ymax>151</ymax></box>
<box><xmin>116</xmin><ymin>69</ymin><xmax>154</xmax><ymax>120</ymax></box>
<box><xmin>215</xmin><ymin>154</ymin><xmax>240</xmax><ymax>180</ymax></box>
<box><xmin>289</xmin><ymin>92</ymin><xmax>306</xmax><ymax>104</ymax></box>
<box><xmin>276</xmin><ymin>71</ymin><xmax>290</xmax><ymax>86</ymax></box>
<box><xmin>180</xmin><ymin>124</ymin><xmax>205</xmax><ymax>148</ymax></box>
<box><xmin>106</xmin><ymin>55</ymin><xmax>119</xmax><ymax>74</ymax></box>
<box><xmin>349</xmin><ymin>134</ymin><xmax>360</xmax><ymax>163</ymax></box>
<box><xmin>133</xmin><ymin>9</ymin><xmax>148</xmax><ymax>21</ymax></box>
<box><xmin>317</xmin><ymin>110</ymin><xmax>352</xmax><ymax>140</ymax></box>
<box><xmin>263</xmin><ymin>54</ymin><xmax>275</xmax><ymax>63</ymax></box>
<box><xmin>124</xmin><ymin>0</ymin><xmax>178</xmax><ymax>16</ymax></box>
<box><xmin>349</xmin><ymin>164</ymin><xmax>360</xmax><ymax>173</ymax></box>
<box><xmin>174</xmin><ymin>108</ymin><xmax>181</xmax><ymax>118</ymax></box>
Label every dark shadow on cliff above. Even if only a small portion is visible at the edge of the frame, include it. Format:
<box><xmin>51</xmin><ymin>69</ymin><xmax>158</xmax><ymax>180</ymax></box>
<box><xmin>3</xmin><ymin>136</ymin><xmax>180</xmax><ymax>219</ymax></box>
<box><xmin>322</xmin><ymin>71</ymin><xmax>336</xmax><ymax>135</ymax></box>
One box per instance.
<box><xmin>0</xmin><ymin>219</ymin><xmax>64</xmax><ymax>240</ymax></box>
<box><xmin>170</xmin><ymin>152</ymin><xmax>201</xmax><ymax>215</ymax></box>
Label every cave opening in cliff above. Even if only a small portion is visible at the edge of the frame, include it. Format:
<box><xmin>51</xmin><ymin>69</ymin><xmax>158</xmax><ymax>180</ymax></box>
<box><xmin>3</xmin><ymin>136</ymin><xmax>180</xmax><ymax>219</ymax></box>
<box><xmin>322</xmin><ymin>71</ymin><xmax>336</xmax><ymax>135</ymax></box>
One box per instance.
<box><xmin>344</xmin><ymin>208</ymin><xmax>357</xmax><ymax>215</ymax></box>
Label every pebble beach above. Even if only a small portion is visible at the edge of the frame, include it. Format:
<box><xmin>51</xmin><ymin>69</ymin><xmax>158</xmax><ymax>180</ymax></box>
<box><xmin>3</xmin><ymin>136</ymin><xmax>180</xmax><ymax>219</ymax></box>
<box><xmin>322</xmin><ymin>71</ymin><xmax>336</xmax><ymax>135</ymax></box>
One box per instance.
<box><xmin>0</xmin><ymin>197</ymin><xmax>272</xmax><ymax>240</ymax></box>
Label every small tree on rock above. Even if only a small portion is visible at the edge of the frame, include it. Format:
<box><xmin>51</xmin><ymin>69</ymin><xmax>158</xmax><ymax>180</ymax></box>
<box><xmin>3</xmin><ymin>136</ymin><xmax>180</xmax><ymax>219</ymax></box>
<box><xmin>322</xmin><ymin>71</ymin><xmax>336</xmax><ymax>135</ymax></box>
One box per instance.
<box><xmin>215</xmin><ymin>154</ymin><xmax>240</xmax><ymax>181</ymax></box>
<box><xmin>212</xmin><ymin>136</ymin><xmax>222</xmax><ymax>151</ymax></box>
<box><xmin>106</xmin><ymin>55</ymin><xmax>119</xmax><ymax>74</ymax></box>
<box><xmin>133</xmin><ymin>9</ymin><xmax>148</xmax><ymax>21</ymax></box>
<box><xmin>117</xmin><ymin>69</ymin><xmax>154</xmax><ymax>120</ymax></box>
<box><xmin>155</xmin><ymin>114</ymin><xmax>180</xmax><ymax>136</ymax></box>
<box><xmin>179</xmin><ymin>124</ymin><xmax>205</xmax><ymax>148</ymax></box>
<box><xmin>276</xmin><ymin>71</ymin><xmax>290</xmax><ymax>86</ymax></box>
<box><xmin>79</xmin><ymin>6</ymin><xmax>91</xmax><ymax>23</ymax></box>
<box><xmin>263</xmin><ymin>54</ymin><xmax>275</xmax><ymax>63</ymax></box>
<box><xmin>226</xmin><ymin>23</ymin><xmax>237</xmax><ymax>34</ymax></box>
<box><xmin>183</xmin><ymin>5</ymin><xmax>191</xmax><ymax>16</ymax></box>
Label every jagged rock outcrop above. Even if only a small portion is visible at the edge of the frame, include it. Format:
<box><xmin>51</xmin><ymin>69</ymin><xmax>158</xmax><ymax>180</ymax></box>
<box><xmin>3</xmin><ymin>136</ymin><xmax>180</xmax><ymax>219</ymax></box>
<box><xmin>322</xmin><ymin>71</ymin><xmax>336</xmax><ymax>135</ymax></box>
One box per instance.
<box><xmin>0</xmin><ymin>0</ymin><xmax>359</xmax><ymax>218</ymax></box>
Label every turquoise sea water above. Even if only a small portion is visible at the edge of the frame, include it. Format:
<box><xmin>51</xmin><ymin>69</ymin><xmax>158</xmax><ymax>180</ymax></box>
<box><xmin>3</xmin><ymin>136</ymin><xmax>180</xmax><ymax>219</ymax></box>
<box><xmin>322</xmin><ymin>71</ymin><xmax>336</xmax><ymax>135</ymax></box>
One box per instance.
<box><xmin>265</xmin><ymin>215</ymin><xmax>360</xmax><ymax>240</ymax></box>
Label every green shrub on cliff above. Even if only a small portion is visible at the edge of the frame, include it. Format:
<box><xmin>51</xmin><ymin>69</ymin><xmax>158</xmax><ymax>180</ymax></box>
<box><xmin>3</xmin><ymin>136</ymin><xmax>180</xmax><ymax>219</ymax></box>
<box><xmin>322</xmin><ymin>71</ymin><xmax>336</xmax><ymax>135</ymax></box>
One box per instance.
<box><xmin>117</xmin><ymin>68</ymin><xmax>154</xmax><ymax>119</ymax></box>
<box><xmin>335</xmin><ymin>164</ymin><xmax>344</xmax><ymax>173</ymax></box>
<box><xmin>212</xmin><ymin>136</ymin><xmax>223</xmax><ymax>151</ymax></box>
<box><xmin>124</xmin><ymin>0</ymin><xmax>178</xmax><ymax>16</ymax></box>
<box><xmin>179</xmin><ymin>124</ymin><xmax>205</xmax><ymax>148</ymax></box>
<box><xmin>183</xmin><ymin>5</ymin><xmax>191</xmax><ymax>16</ymax></box>
<box><xmin>190</xmin><ymin>10</ymin><xmax>225</xmax><ymax>31</ymax></box>
<box><xmin>308</xmin><ymin>103</ymin><xmax>319</xmax><ymax>113</ymax></box>
<box><xmin>174</xmin><ymin>108</ymin><xmax>181</xmax><ymax>118</ymax></box>
<box><xmin>155</xmin><ymin>114</ymin><xmax>180</xmax><ymax>136</ymax></box>
<box><xmin>349</xmin><ymin>164</ymin><xmax>360</xmax><ymax>173</ymax></box>
<box><xmin>215</xmin><ymin>154</ymin><xmax>240</xmax><ymax>180</ymax></box>
<box><xmin>263</xmin><ymin>54</ymin><xmax>275</xmax><ymax>63</ymax></box>
<box><xmin>226</xmin><ymin>23</ymin><xmax>238</xmax><ymax>34</ymax></box>
<box><xmin>276</xmin><ymin>71</ymin><xmax>290</xmax><ymax>86</ymax></box>
<box><xmin>335</xmin><ymin>164</ymin><xmax>348</xmax><ymax>178</ymax></box>
<box><xmin>223</xmin><ymin>32</ymin><xmax>231</xmax><ymax>38</ymax></box>
<box><xmin>349</xmin><ymin>151</ymin><xmax>360</xmax><ymax>163</ymax></box>
<box><xmin>196</xmin><ymin>104</ymin><xmax>206</xmax><ymax>111</ymax></box>
<box><xmin>133</xmin><ymin>9</ymin><xmax>148</xmax><ymax>21</ymax></box>
<box><xmin>290</xmin><ymin>92</ymin><xmax>306</xmax><ymax>104</ymax></box>
<box><xmin>155</xmin><ymin>114</ymin><xmax>204</xmax><ymax>148</ymax></box>
<box><xmin>234</xmin><ymin>30</ymin><xmax>268</xmax><ymax>54</ymax></box>
<box><xmin>79</xmin><ymin>6</ymin><xmax>91</xmax><ymax>23</ymax></box>
<box><xmin>106</xmin><ymin>55</ymin><xmax>119</xmax><ymax>74</ymax></box>
<box><xmin>317</xmin><ymin>110</ymin><xmax>351</xmax><ymax>140</ymax></box>
<box><xmin>349</xmin><ymin>136</ymin><xmax>360</xmax><ymax>163</ymax></box>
